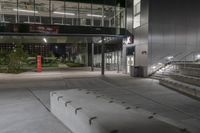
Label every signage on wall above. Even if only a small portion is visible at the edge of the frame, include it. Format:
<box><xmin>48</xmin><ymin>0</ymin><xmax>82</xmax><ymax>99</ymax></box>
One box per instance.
<box><xmin>30</xmin><ymin>25</ymin><xmax>59</xmax><ymax>34</ymax></box>
<box><xmin>37</xmin><ymin>55</ymin><xmax>42</xmax><ymax>72</ymax></box>
<box><xmin>123</xmin><ymin>36</ymin><xmax>134</xmax><ymax>45</ymax></box>
<box><xmin>141</xmin><ymin>51</ymin><xmax>147</xmax><ymax>55</ymax></box>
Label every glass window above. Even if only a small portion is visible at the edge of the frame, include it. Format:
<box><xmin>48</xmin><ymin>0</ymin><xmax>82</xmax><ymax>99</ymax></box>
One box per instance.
<box><xmin>4</xmin><ymin>14</ymin><xmax>16</xmax><ymax>23</ymax></box>
<box><xmin>63</xmin><ymin>18</ymin><xmax>73</xmax><ymax>25</ymax></box>
<box><xmin>19</xmin><ymin>15</ymin><xmax>28</xmax><ymax>23</ymax></box>
<box><xmin>134</xmin><ymin>14</ymin><xmax>140</xmax><ymax>28</ymax></box>
<box><xmin>92</xmin><ymin>4</ymin><xmax>103</xmax><ymax>27</ymax></box>
<box><xmin>0</xmin><ymin>15</ymin><xmax>3</xmax><ymax>22</ymax></box>
<box><xmin>133</xmin><ymin>0</ymin><xmax>141</xmax><ymax>28</ymax></box>
<box><xmin>115</xmin><ymin>3</ymin><xmax>121</xmax><ymax>28</ymax></box>
<box><xmin>29</xmin><ymin>16</ymin><xmax>40</xmax><ymax>23</ymax></box>
<box><xmin>0</xmin><ymin>0</ymin><xmax>17</xmax><ymax>23</ymax></box>
<box><xmin>18</xmin><ymin>0</ymin><xmax>34</xmax><ymax>23</ymax></box>
<box><xmin>64</xmin><ymin>2</ymin><xmax>78</xmax><ymax>26</ymax></box>
<box><xmin>120</xmin><ymin>8</ymin><xmax>125</xmax><ymax>28</ymax></box>
<box><xmin>52</xmin><ymin>0</ymin><xmax>64</xmax><ymax>25</ymax></box>
<box><xmin>35</xmin><ymin>0</ymin><xmax>50</xmax><ymax>24</ymax></box>
<box><xmin>103</xmin><ymin>5</ymin><xmax>115</xmax><ymax>27</ymax></box>
<box><xmin>79</xmin><ymin>3</ymin><xmax>92</xmax><ymax>26</ymax></box>
<box><xmin>134</xmin><ymin>2</ymin><xmax>141</xmax><ymax>15</ymax></box>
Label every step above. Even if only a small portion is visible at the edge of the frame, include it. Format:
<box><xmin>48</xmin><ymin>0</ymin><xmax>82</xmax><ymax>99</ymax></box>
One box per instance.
<box><xmin>178</xmin><ymin>67</ymin><xmax>200</xmax><ymax>77</ymax></box>
<box><xmin>159</xmin><ymin>78</ymin><xmax>200</xmax><ymax>100</ymax></box>
<box><xmin>50</xmin><ymin>89</ymin><xmax>187</xmax><ymax>133</ymax></box>
<box><xmin>176</xmin><ymin>63</ymin><xmax>200</xmax><ymax>68</ymax></box>
<box><xmin>170</xmin><ymin>74</ymin><xmax>200</xmax><ymax>87</ymax></box>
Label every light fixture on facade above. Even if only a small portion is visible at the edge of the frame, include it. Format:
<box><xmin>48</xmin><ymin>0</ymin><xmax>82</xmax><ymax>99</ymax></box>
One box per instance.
<box><xmin>43</xmin><ymin>38</ymin><xmax>47</xmax><ymax>43</ymax></box>
<box><xmin>13</xmin><ymin>8</ymin><xmax>38</xmax><ymax>13</ymax></box>
<box><xmin>87</xmin><ymin>14</ymin><xmax>105</xmax><ymax>18</ymax></box>
<box><xmin>98</xmin><ymin>38</ymin><xmax>107</xmax><ymax>43</ymax></box>
<box><xmin>167</xmin><ymin>56</ymin><xmax>174</xmax><ymax>60</ymax></box>
<box><xmin>53</xmin><ymin>11</ymin><xmax>75</xmax><ymax>16</ymax></box>
<box><xmin>98</xmin><ymin>40</ymin><xmax>102</xmax><ymax>43</ymax></box>
<box><xmin>152</xmin><ymin>66</ymin><xmax>156</xmax><ymax>69</ymax></box>
<box><xmin>196</xmin><ymin>54</ymin><xmax>200</xmax><ymax>59</ymax></box>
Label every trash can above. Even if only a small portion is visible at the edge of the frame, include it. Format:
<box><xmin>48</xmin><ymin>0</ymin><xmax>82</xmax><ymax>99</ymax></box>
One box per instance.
<box><xmin>130</xmin><ymin>66</ymin><xmax>147</xmax><ymax>77</ymax></box>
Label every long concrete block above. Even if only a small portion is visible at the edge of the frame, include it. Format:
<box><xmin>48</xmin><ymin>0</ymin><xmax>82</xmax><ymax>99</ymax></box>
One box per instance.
<box><xmin>50</xmin><ymin>89</ymin><xmax>188</xmax><ymax>133</ymax></box>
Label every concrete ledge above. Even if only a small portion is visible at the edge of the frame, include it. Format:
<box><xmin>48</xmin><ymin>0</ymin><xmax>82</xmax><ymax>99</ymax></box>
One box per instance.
<box><xmin>160</xmin><ymin>78</ymin><xmax>200</xmax><ymax>100</ymax></box>
<box><xmin>50</xmin><ymin>89</ymin><xmax>188</xmax><ymax>133</ymax></box>
<box><xmin>170</xmin><ymin>74</ymin><xmax>200</xmax><ymax>87</ymax></box>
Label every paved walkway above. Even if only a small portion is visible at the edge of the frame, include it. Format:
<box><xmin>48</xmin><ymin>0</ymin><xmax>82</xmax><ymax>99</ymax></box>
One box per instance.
<box><xmin>0</xmin><ymin>70</ymin><xmax>200</xmax><ymax>133</ymax></box>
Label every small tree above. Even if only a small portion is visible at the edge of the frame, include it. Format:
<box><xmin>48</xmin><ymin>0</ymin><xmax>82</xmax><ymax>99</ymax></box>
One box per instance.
<box><xmin>7</xmin><ymin>42</ymin><xmax>28</xmax><ymax>73</ymax></box>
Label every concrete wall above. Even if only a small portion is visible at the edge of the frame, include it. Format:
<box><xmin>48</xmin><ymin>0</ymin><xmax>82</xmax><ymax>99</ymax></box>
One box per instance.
<box><xmin>148</xmin><ymin>0</ymin><xmax>200</xmax><ymax>73</ymax></box>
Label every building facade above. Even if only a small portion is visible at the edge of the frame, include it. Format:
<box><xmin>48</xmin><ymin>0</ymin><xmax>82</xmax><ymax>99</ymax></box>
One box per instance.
<box><xmin>0</xmin><ymin>0</ymin><xmax>133</xmax><ymax>73</ymax></box>
<box><xmin>133</xmin><ymin>0</ymin><xmax>200</xmax><ymax>75</ymax></box>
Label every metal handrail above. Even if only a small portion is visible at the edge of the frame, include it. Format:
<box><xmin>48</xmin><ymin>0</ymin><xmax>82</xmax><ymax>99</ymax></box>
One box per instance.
<box><xmin>149</xmin><ymin>51</ymin><xmax>200</xmax><ymax>76</ymax></box>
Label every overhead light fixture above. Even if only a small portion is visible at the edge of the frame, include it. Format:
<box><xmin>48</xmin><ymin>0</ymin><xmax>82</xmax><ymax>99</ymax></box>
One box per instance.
<box><xmin>13</xmin><ymin>8</ymin><xmax>38</xmax><ymax>13</ymax></box>
<box><xmin>87</xmin><ymin>14</ymin><xmax>105</xmax><ymax>18</ymax></box>
<box><xmin>53</xmin><ymin>11</ymin><xmax>75</xmax><ymax>16</ymax></box>
<box><xmin>43</xmin><ymin>38</ymin><xmax>47</xmax><ymax>43</ymax></box>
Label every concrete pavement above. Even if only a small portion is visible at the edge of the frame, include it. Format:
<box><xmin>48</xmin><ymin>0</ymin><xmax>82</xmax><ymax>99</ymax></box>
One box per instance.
<box><xmin>0</xmin><ymin>70</ymin><xmax>200</xmax><ymax>133</ymax></box>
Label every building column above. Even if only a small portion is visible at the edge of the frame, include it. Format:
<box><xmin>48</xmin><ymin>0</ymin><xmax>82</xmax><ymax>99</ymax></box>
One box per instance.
<box><xmin>101</xmin><ymin>36</ymin><xmax>105</xmax><ymax>75</ymax></box>
<box><xmin>117</xmin><ymin>51</ymin><xmax>120</xmax><ymax>73</ymax></box>
<box><xmin>91</xmin><ymin>41</ymin><xmax>94</xmax><ymax>71</ymax></box>
<box><xmin>122</xmin><ymin>45</ymin><xmax>127</xmax><ymax>73</ymax></box>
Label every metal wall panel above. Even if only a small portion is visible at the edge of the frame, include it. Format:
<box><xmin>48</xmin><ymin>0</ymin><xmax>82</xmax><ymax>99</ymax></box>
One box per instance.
<box><xmin>148</xmin><ymin>0</ymin><xmax>200</xmax><ymax>69</ymax></box>
<box><xmin>125</xmin><ymin>0</ymin><xmax>134</xmax><ymax>35</ymax></box>
<box><xmin>134</xmin><ymin>0</ymin><xmax>149</xmax><ymax>67</ymax></box>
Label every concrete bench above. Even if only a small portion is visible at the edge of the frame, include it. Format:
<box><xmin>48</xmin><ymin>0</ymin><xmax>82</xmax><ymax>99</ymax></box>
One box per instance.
<box><xmin>50</xmin><ymin>89</ymin><xmax>188</xmax><ymax>133</ymax></box>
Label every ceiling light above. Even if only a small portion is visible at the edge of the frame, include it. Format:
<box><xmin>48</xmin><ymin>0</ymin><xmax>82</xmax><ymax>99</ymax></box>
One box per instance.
<box><xmin>13</xmin><ymin>8</ymin><xmax>38</xmax><ymax>13</ymax></box>
<box><xmin>53</xmin><ymin>11</ymin><xmax>75</xmax><ymax>16</ymax></box>
<box><xmin>43</xmin><ymin>38</ymin><xmax>47</xmax><ymax>43</ymax></box>
<box><xmin>87</xmin><ymin>14</ymin><xmax>105</xmax><ymax>18</ymax></box>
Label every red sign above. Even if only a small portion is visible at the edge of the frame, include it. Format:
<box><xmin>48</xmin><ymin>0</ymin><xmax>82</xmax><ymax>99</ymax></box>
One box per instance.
<box><xmin>30</xmin><ymin>25</ymin><xmax>59</xmax><ymax>34</ymax></box>
<box><xmin>37</xmin><ymin>55</ymin><xmax>42</xmax><ymax>72</ymax></box>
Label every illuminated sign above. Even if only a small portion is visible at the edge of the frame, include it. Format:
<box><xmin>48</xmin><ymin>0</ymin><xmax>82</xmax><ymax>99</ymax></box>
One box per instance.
<box><xmin>123</xmin><ymin>36</ymin><xmax>134</xmax><ymax>45</ymax></box>
<box><xmin>30</xmin><ymin>25</ymin><xmax>59</xmax><ymax>34</ymax></box>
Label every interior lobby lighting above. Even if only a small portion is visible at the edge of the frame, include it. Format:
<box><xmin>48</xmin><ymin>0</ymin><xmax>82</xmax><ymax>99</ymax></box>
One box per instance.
<box><xmin>43</xmin><ymin>38</ymin><xmax>47</xmax><ymax>43</ymax></box>
<box><xmin>53</xmin><ymin>11</ymin><xmax>75</xmax><ymax>16</ymax></box>
<box><xmin>87</xmin><ymin>14</ymin><xmax>105</xmax><ymax>18</ymax></box>
<box><xmin>13</xmin><ymin>8</ymin><xmax>38</xmax><ymax>13</ymax></box>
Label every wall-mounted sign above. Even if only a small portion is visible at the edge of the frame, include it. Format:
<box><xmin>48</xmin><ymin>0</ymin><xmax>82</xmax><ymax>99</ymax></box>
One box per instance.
<box><xmin>141</xmin><ymin>51</ymin><xmax>147</xmax><ymax>55</ymax></box>
<box><xmin>30</xmin><ymin>25</ymin><xmax>59</xmax><ymax>34</ymax></box>
<box><xmin>123</xmin><ymin>36</ymin><xmax>134</xmax><ymax>45</ymax></box>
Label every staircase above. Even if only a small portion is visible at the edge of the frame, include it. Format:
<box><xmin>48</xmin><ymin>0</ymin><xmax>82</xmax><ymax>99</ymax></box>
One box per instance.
<box><xmin>153</xmin><ymin>62</ymin><xmax>200</xmax><ymax>100</ymax></box>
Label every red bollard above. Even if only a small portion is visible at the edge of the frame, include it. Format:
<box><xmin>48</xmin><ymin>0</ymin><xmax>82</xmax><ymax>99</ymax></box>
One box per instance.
<box><xmin>37</xmin><ymin>55</ymin><xmax>42</xmax><ymax>72</ymax></box>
